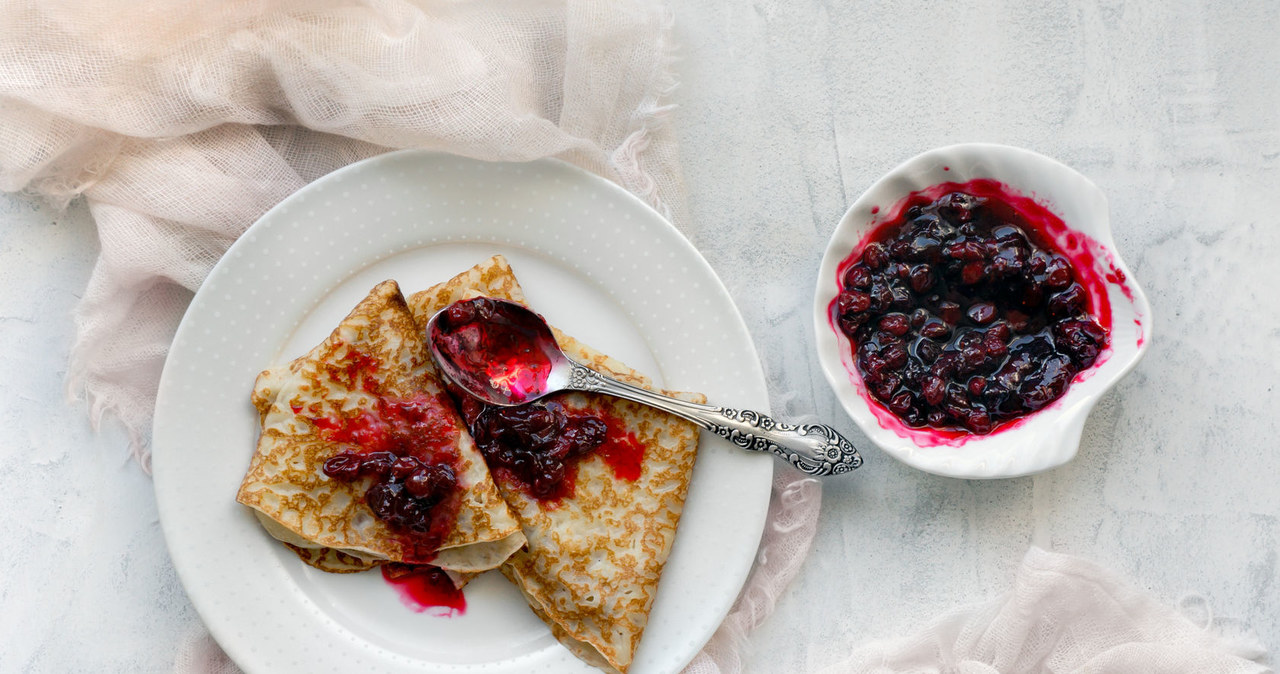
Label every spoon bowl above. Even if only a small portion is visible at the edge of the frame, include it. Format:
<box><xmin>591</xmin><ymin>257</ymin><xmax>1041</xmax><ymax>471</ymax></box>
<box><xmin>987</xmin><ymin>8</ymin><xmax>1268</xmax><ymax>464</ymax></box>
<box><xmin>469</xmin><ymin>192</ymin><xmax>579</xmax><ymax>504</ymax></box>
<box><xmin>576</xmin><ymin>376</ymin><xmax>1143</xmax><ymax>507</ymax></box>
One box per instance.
<box><xmin>427</xmin><ymin>297</ymin><xmax>865</xmax><ymax>477</ymax></box>
<box><xmin>425</xmin><ymin>296</ymin><xmax>570</xmax><ymax>406</ymax></box>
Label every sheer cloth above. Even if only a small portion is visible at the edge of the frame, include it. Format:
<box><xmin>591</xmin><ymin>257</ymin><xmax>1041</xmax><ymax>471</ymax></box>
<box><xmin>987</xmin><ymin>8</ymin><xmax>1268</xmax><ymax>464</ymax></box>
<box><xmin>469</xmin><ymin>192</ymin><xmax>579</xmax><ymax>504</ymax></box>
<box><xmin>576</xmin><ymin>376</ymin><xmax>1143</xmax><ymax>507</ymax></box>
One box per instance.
<box><xmin>821</xmin><ymin>547</ymin><xmax>1270</xmax><ymax>674</ymax></box>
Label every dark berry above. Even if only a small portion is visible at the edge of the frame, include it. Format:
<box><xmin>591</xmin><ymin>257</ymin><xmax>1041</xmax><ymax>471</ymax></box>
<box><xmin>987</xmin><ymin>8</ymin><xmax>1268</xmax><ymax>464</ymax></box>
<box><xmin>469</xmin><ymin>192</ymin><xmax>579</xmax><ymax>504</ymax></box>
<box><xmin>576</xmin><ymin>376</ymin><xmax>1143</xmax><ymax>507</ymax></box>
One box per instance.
<box><xmin>909</xmin><ymin>264</ymin><xmax>936</xmax><ymax>293</ymax></box>
<box><xmin>960</xmin><ymin>261</ymin><xmax>987</xmax><ymax>285</ymax></box>
<box><xmin>982</xmin><ymin>330</ymin><xmax>1009</xmax><ymax>358</ymax></box>
<box><xmin>404</xmin><ymin>464</ymin><xmax>456</xmax><ymax>503</ymax></box>
<box><xmin>879</xmin><ymin>313</ymin><xmax>911</xmax><ymax>336</ymax></box>
<box><xmin>967</xmin><ymin>301</ymin><xmax>997</xmax><ymax>325</ymax></box>
<box><xmin>863</xmin><ymin>242</ymin><xmax>888</xmax><ymax>269</ymax></box>
<box><xmin>843</xmin><ymin>264</ymin><xmax>872</xmax><ymax>289</ymax></box>
<box><xmin>910</xmin><ymin>308</ymin><xmax>930</xmax><ymax>328</ymax></box>
<box><xmin>914</xmin><ymin>337</ymin><xmax>944</xmax><ymax>364</ymax></box>
<box><xmin>365</xmin><ymin>483</ymin><xmax>400</xmax><ymax>521</ymax></box>
<box><xmin>920</xmin><ymin>319</ymin><xmax>950</xmax><ymax>340</ymax></box>
<box><xmin>889</xmin><ymin>392</ymin><xmax>914</xmax><ymax>416</ymax></box>
<box><xmin>1047</xmin><ymin>284</ymin><xmax>1086</xmax><ymax>320</ymax></box>
<box><xmin>390</xmin><ymin>456</ymin><xmax>420</xmax><ymax>480</ymax></box>
<box><xmin>881</xmin><ymin>343</ymin><xmax>909</xmax><ymax>369</ymax></box>
<box><xmin>937</xmin><ymin>300</ymin><xmax>962</xmax><ymax>325</ymax></box>
<box><xmin>921</xmin><ymin>375</ymin><xmax>946</xmax><ymax>406</ymax></box>
<box><xmin>443</xmin><ymin>301</ymin><xmax>476</xmax><ymax>327</ymax></box>
<box><xmin>838</xmin><ymin>290</ymin><xmax>872</xmax><ymax>315</ymax></box>
<box><xmin>322</xmin><ymin>452</ymin><xmax>363</xmax><ymax>481</ymax></box>
<box><xmin>968</xmin><ymin>376</ymin><xmax>988</xmax><ymax>396</ymax></box>
<box><xmin>358</xmin><ymin>452</ymin><xmax>397</xmax><ymax>478</ymax></box>
<box><xmin>1044</xmin><ymin>255</ymin><xmax>1073</xmax><ymax>288</ymax></box>
<box><xmin>939</xmin><ymin>192</ymin><xmax>982</xmax><ymax>223</ymax></box>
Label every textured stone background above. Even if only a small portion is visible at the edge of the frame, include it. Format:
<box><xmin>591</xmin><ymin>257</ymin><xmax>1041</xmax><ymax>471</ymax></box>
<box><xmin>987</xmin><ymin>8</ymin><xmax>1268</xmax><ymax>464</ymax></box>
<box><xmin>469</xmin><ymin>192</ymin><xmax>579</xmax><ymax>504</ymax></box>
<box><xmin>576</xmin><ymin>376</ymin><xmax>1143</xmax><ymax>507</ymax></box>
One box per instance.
<box><xmin>2</xmin><ymin>1</ymin><xmax>1277</xmax><ymax>671</ymax></box>
<box><xmin>669</xmin><ymin>2</ymin><xmax>1279</xmax><ymax>671</ymax></box>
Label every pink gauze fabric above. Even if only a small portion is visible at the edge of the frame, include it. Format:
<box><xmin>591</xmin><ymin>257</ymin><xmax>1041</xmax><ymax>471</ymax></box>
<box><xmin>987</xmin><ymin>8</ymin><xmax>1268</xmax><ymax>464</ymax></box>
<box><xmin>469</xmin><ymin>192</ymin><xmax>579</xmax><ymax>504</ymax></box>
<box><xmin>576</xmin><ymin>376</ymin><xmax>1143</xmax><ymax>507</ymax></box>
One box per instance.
<box><xmin>819</xmin><ymin>547</ymin><xmax>1271</xmax><ymax>674</ymax></box>
<box><xmin>0</xmin><ymin>1</ymin><xmax>822</xmax><ymax>672</ymax></box>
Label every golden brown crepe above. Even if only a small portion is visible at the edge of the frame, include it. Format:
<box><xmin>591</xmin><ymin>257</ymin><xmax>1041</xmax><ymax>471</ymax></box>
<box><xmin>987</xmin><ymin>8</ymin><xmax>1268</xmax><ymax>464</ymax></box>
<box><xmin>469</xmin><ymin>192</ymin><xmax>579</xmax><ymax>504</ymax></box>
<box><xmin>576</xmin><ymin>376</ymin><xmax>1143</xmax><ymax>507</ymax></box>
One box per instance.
<box><xmin>407</xmin><ymin>256</ymin><xmax>702</xmax><ymax>674</ymax></box>
<box><xmin>237</xmin><ymin>279</ymin><xmax>525</xmax><ymax>575</ymax></box>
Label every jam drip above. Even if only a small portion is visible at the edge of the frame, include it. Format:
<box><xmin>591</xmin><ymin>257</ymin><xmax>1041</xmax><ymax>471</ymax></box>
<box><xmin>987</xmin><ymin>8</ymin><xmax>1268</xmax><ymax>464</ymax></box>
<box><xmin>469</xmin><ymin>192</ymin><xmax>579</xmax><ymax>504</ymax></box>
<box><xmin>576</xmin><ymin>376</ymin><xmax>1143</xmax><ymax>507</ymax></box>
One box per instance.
<box><xmin>835</xmin><ymin>187</ymin><xmax>1109</xmax><ymax>434</ymax></box>
<box><xmin>381</xmin><ymin>563</ymin><xmax>466</xmax><ymax>616</ymax></box>
<box><xmin>307</xmin><ymin>348</ymin><xmax>463</xmax><ymax>560</ymax></box>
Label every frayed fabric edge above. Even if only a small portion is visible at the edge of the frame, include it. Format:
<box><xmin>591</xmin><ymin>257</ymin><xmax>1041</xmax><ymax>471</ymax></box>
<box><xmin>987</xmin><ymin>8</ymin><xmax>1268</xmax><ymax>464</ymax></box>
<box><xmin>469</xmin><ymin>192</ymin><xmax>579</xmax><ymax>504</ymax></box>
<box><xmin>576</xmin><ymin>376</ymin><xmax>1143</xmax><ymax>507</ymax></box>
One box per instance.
<box><xmin>65</xmin><ymin>353</ymin><xmax>154</xmax><ymax>474</ymax></box>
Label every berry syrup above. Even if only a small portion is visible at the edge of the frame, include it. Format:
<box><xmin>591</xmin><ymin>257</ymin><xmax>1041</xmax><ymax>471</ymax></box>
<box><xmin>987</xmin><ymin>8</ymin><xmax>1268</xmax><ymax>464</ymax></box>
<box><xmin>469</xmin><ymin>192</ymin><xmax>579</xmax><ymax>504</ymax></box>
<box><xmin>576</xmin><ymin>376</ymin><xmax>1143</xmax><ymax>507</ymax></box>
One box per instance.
<box><xmin>831</xmin><ymin>180</ymin><xmax>1113</xmax><ymax>440</ymax></box>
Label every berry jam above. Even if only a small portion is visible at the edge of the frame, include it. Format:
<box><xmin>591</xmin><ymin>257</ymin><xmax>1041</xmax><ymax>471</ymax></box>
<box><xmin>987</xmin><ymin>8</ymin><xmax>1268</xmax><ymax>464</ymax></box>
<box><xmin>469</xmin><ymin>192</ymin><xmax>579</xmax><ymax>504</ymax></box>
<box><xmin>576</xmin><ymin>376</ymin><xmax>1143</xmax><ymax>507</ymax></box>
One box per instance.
<box><xmin>323</xmin><ymin>450</ymin><xmax>457</xmax><ymax>538</ymax></box>
<box><xmin>450</xmin><ymin>384</ymin><xmax>645</xmax><ymax>503</ymax></box>
<box><xmin>430</xmin><ymin>298</ymin><xmax>555</xmax><ymax>405</ymax></box>
<box><xmin>833</xmin><ymin>181</ymin><xmax>1110</xmax><ymax>435</ymax></box>
<box><xmin>381</xmin><ymin>563</ymin><xmax>466</xmax><ymax>616</ymax></box>
<box><xmin>304</xmin><ymin>348</ymin><xmax>463</xmax><ymax>561</ymax></box>
<box><xmin>432</xmin><ymin>296</ymin><xmax>648</xmax><ymax>502</ymax></box>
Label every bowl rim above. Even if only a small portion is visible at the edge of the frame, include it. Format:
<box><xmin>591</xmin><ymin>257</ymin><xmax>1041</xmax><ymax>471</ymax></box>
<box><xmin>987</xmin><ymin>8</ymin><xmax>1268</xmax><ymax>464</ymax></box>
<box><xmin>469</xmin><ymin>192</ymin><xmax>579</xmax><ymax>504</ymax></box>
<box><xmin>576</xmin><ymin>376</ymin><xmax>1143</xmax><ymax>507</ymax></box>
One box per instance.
<box><xmin>813</xmin><ymin>143</ymin><xmax>1152</xmax><ymax>479</ymax></box>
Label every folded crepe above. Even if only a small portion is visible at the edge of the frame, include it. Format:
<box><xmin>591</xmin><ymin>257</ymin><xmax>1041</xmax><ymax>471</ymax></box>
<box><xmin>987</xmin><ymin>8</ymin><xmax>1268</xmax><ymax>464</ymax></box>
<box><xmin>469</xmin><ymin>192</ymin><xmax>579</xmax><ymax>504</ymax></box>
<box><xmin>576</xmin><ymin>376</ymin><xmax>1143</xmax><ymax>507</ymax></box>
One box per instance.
<box><xmin>407</xmin><ymin>256</ymin><xmax>703</xmax><ymax>674</ymax></box>
<box><xmin>237</xmin><ymin>280</ymin><xmax>525</xmax><ymax>575</ymax></box>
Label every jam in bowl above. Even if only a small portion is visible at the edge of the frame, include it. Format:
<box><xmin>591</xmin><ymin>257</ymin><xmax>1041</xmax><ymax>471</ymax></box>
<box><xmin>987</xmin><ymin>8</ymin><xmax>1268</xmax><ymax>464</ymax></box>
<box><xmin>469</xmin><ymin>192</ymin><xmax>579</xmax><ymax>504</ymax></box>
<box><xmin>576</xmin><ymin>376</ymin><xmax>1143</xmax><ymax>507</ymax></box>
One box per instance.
<box><xmin>814</xmin><ymin>144</ymin><xmax>1151</xmax><ymax>478</ymax></box>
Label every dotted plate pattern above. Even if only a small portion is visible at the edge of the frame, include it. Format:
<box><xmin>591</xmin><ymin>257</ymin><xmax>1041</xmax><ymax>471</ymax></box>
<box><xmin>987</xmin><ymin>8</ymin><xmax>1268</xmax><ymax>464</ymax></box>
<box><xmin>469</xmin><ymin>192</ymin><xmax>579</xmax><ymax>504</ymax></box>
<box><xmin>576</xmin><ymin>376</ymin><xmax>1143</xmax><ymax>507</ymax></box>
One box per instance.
<box><xmin>152</xmin><ymin>151</ymin><xmax>774</xmax><ymax>674</ymax></box>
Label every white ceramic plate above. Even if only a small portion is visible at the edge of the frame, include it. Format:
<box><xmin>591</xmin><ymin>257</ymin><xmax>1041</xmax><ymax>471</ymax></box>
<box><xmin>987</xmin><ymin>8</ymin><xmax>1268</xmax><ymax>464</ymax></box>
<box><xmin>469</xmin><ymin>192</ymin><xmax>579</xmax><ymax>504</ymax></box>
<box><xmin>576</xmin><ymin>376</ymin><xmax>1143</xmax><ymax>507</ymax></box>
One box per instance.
<box><xmin>814</xmin><ymin>144</ymin><xmax>1151</xmax><ymax>479</ymax></box>
<box><xmin>152</xmin><ymin>150</ymin><xmax>773</xmax><ymax>673</ymax></box>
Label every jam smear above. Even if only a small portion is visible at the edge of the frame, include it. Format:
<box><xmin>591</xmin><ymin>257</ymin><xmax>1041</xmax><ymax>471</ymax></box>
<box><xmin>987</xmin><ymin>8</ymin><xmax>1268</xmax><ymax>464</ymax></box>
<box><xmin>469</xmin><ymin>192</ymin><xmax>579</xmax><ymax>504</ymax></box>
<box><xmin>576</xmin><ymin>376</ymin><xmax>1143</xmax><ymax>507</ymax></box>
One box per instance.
<box><xmin>381</xmin><ymin>563</ymin><xmax>466</xmax><ymax>616</ymax></box>
<box><xmin>833</xmin><ymin>182</ymin><xmax>1110</xmax><ymax>435</ymax></box>
<box><xmin>594</xmin><ymin>412</ymin><xmax>646</xmax><ymax>481</ymax></box>
<box><xmin>451</xmin><ymin>383</ymin><xmax>642</xmax><ymax>502</ymax></box>
<box><xmin>307</xmin><ymin>347</ymin><xmax>463</xmax><ymax>561</ymax></box>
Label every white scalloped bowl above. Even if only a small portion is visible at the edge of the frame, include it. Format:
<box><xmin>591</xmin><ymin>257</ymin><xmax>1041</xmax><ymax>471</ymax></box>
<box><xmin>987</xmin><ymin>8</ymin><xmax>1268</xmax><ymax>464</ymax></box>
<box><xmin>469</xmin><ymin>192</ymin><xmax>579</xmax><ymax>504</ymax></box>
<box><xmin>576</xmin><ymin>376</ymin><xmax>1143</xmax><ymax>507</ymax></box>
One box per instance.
<box><xmin>814</xmin><ymin>144</ymin><xmax>1151</xmax><ymax>479</ymax></box>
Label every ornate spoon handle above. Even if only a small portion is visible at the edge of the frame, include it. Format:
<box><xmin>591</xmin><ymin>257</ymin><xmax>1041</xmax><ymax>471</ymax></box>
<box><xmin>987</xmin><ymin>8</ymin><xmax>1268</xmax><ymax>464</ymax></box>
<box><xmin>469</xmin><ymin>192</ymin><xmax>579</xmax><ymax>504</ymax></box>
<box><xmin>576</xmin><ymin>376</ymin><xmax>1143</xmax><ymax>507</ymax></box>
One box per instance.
<box><xmin>566</xmin><ymin>361</ymin><xmax>863</xmax><ymax>476</ymax></box>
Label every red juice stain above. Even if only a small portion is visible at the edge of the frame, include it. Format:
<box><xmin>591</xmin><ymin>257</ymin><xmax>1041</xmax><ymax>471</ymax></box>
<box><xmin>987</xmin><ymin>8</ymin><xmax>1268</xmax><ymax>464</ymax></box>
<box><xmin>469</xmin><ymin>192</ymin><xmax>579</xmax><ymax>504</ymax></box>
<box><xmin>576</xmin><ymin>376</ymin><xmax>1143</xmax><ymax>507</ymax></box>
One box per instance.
<box><xmin>870</xmin><ymin>206</ymin><xmax>880</xmax><ymax>214</ymax></box>
<box><xmin>588</xmin><ymin>408</ymin><xmax>646</xmax><ymax>481</ymax></box>
<box><xmin>381</xmin><ymin>564</ymin><xmax>465</xmax><ymax>617</ymax></box>
<box><xmin>309</xmin><ymin>392</ymin><xmax>461</xmax><ymax>458</ymax></box>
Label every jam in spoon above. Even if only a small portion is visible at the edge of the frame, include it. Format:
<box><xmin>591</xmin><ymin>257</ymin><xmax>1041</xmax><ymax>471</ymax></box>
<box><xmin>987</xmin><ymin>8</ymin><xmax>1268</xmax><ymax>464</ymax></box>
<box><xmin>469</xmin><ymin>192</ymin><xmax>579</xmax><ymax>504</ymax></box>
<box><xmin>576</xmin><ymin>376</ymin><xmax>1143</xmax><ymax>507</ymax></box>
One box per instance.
<box><xmin>426</xmin><ymin>297</ymin><xmax>862</xmax><ymax>477</ymax></box>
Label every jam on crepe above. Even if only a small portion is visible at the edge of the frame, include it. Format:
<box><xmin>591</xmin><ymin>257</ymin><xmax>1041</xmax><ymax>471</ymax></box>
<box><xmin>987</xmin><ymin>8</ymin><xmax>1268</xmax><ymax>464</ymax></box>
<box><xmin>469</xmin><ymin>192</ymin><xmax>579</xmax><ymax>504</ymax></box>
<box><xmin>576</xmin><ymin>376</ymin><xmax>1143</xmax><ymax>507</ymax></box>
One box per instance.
<box><xmin>451</xmin><ymin>389</ymin><xmax>646</xmax><ymax>502</ymax></box>
<box><xmin>433</xmin><ymin>297</ymin><xmax>646</xmax><ymax>502</ymax></box>
<box><xmin>305</xmin><ymin>348</ymin><xmax>464</xmax><ymax>558</ymax></box>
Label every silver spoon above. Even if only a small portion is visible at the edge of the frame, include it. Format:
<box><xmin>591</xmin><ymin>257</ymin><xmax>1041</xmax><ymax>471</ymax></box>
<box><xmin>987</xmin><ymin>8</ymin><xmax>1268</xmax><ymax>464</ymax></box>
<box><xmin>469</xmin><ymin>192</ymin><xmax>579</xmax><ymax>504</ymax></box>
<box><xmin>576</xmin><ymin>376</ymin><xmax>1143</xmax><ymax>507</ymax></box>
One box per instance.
<box><xmin>426</xmin><ymin>298</ymin><xmax>862</xmax><ymax>477</ymax></box>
